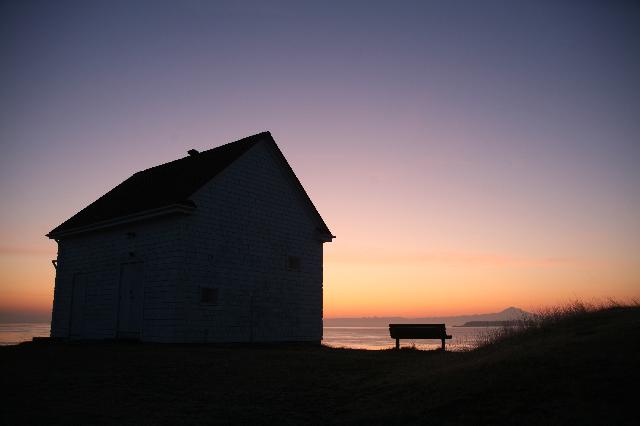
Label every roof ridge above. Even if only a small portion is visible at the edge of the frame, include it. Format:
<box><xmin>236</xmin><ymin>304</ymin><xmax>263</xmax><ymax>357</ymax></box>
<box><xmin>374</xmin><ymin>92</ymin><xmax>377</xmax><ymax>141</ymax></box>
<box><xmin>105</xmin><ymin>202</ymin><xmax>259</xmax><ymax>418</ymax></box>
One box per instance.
<box><xmin>135</xmin><ymin>131</ymin><xmax>271</xmax><ymax>175</ymax></box>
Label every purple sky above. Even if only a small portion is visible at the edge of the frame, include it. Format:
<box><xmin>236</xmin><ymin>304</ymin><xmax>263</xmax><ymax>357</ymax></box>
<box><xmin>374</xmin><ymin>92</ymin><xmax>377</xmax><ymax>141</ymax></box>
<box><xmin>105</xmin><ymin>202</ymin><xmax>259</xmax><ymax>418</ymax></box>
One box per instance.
<box><xmin>1</xmin><ymin>1</ymin><xmax>639</xmax><ymax>317</ymax></box>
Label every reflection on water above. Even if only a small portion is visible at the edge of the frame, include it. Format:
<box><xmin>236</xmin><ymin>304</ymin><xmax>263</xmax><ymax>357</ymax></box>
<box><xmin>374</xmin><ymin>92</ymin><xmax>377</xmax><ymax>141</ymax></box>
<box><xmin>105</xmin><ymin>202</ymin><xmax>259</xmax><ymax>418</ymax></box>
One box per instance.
<box><xmin>0</xmin><ymin>323</ymin><xmax>50</xmax><ymax>346</ymax></box>
<box><xmin>0</xmin><ymin>323</ymin><xmax>495</xmax><ymax>350</ymax></box>
<box><xmin>322</xmin><ymin>326</ymin><xmax>495</xmax><ymax>350</ymax></box>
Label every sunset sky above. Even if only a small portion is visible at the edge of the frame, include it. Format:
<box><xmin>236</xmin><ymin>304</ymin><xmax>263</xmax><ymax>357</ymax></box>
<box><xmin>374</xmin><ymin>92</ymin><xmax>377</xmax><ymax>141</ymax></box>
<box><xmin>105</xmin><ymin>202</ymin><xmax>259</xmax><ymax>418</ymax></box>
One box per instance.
<box><xmin>1</xmin><ymin>1</ymin><xmax>639</xmax><ymax>320</ymax></box>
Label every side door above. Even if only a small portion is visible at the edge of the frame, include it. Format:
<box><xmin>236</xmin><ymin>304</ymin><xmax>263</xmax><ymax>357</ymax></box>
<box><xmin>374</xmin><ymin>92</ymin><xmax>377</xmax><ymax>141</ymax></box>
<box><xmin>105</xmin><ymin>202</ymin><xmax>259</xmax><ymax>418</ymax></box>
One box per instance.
<box><xmin>69</xmin><ymin>273</ymin><xmax>87</xmax><ymax>338</ymax></box>
<box><xmin>117</xmin><ymin>262</ymin><xmax>144</xmax><ymax>339</ymax></box>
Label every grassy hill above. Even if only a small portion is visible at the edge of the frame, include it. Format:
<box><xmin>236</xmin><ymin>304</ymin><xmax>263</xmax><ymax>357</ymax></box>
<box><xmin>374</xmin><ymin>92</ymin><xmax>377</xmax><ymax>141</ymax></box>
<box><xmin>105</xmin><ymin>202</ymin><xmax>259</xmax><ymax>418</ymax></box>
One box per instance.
<box><xmin>1</xmin><ymin>305</ymin><xmax>638</xmax><ymax>425</ymax></box>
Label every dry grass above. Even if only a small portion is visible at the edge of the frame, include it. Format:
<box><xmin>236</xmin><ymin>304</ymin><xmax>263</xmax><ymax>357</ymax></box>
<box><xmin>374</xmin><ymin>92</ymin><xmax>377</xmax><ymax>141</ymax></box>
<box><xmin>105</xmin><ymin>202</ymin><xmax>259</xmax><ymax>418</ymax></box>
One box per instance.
<box><xmin>474</xmin><ymin>298</ymin><xmax>639</xmax><ymax>348</ymax></box>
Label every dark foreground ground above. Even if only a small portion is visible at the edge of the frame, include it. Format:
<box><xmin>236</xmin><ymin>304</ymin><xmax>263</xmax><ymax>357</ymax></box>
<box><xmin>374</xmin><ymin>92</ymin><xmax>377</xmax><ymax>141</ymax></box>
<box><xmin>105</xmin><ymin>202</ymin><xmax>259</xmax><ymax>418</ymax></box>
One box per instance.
<box><xmin>1</xmin><ymin>307</ymin><xmax>638</xmax><ymax>425</ymax></box>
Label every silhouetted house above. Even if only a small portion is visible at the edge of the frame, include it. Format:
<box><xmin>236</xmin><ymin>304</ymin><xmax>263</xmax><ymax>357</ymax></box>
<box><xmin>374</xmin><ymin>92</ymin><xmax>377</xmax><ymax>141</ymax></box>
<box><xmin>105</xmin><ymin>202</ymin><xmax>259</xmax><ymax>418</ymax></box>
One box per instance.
<box><xmin>47</xmin><ymin>132</ymin><xmax>334</xmax><ymax>343</ymax></box>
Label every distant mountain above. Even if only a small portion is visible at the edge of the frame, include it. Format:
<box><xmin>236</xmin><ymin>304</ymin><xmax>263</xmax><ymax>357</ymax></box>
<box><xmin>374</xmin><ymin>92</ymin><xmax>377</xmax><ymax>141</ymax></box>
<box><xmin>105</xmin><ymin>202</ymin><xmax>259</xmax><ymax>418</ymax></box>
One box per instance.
<box><xmin>323</xmin><ymin>307</ymin><xmax>530</xmax><ymax>327</ymax></box>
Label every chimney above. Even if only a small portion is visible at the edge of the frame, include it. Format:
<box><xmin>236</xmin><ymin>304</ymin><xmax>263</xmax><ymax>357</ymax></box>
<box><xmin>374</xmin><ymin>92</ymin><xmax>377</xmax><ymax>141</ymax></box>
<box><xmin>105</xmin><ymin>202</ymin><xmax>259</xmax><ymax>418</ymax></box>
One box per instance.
<box><xmin>187</xmin><ymin>149</ymin><xmax>200</xmax><ymax>156</ymax></box>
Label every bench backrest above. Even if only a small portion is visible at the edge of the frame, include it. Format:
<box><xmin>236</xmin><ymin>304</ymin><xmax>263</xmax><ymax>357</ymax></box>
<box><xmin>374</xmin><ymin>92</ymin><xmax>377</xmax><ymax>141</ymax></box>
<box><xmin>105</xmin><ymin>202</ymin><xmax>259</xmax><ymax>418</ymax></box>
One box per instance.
<box><xmin>389</xmin><ymin>324</ymin><xmax>447</xmax><ymax>339</ymax></box>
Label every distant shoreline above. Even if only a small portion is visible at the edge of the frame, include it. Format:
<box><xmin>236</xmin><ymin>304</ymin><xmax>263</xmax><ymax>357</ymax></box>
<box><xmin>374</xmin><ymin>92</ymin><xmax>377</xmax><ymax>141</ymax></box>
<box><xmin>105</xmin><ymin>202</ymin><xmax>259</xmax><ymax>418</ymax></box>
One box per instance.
<box><xmin>324</xmin><ymin>307</ymin><xmax>529</xmax><ymax>327</ymax></box>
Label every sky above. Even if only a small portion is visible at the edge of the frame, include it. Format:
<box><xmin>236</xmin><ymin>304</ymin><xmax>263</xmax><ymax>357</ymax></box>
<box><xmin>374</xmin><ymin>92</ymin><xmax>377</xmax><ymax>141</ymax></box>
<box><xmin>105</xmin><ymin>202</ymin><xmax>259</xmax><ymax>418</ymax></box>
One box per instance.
<box><xmin>1</xmin><ymin>0</ymin><xmax>639</xmax><ymax>320</ymax></box>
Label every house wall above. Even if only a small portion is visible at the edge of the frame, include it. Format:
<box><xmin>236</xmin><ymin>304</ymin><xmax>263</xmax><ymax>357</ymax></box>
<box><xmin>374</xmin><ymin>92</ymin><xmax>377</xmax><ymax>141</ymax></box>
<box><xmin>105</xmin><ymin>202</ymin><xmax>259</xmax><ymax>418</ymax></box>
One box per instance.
<box><xmin>50</xmin><ymin>141</ymin><xmax>328</xmax><ymax>343</ymax></box>
<box><xmin>50</xmin><ymin>217</ymin><xmax>185</xmax><ymax>342</ymax></box>
<box><xmin>177</xmin><ymin>141</ymin><xmax>325</xmax><ymax>343</ymax></box>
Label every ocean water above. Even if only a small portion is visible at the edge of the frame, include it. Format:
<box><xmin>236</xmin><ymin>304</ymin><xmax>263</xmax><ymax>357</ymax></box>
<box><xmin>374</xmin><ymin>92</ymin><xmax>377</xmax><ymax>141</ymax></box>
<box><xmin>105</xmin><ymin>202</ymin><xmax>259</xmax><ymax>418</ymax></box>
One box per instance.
<box><xmin>323</xmin><ymin>326</ymin><xmax>494</xmax><ymax>350</ymax></box>
<box><xmin>0</xmin><ymin>323</ymin><xmax>51</xmax><ymax>346</ymax></box>
<box><xmin>0</xmin><ymin>323</ymin><xmax>494</xmax><ymax>350</ymax></box>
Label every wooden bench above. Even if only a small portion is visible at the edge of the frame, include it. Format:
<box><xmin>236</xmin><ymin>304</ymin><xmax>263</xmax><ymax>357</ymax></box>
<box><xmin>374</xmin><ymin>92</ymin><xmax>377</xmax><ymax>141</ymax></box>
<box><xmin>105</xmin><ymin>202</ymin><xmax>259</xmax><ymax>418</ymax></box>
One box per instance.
<box><xmin>389</xmin><ymin>324</ymin><xmax>452</xmax><ymax>350</ymax></box>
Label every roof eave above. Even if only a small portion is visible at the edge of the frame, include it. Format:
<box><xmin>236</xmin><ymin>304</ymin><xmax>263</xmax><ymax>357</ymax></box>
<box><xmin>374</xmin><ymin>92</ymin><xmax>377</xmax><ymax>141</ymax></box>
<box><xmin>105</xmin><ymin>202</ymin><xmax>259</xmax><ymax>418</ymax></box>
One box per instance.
<box><xmin>318</xmin><ymin>233</ymin><xmax>336</xmax><ymax>243</ymax></box>
<box><xmin>315</xmin><ymin>227</ymin><xmax>335</xmax><ymax>243</ymax></box>
<box><xmin>46</xmin><ymin>202</ymin><xmax>196</xmax><ymax>240</ymax></box>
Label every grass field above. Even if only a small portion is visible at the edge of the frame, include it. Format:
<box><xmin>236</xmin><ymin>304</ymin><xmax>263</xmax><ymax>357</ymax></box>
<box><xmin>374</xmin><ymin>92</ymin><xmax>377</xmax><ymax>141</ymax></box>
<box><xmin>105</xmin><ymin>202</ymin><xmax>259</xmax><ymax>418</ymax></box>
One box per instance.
<box><xmin>1</xmin><ymin>305</ymin><xmax>638</xmax><ymax>425</ymax></box>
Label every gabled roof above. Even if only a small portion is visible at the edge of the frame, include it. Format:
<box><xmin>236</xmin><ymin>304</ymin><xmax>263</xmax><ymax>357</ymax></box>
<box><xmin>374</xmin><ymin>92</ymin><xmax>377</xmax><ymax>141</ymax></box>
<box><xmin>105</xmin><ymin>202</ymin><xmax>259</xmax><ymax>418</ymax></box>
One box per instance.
<box><xmin>47</xmin><ymin>132</ymin><xmax>333</xmax><ymax>239</ymax></box>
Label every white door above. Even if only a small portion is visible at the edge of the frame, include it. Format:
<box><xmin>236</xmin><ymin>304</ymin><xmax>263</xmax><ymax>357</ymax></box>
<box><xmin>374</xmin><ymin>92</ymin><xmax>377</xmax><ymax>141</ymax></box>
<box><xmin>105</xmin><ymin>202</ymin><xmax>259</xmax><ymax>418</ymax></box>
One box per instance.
<box><xmin>69</xmin><ymin>273</ymin><xmax>87</xmax><ymax>338</ymax></box>
<box><xmin>117</xmin><ymin>262</ymin><xmax>144</xmax><ymax>339</ymax></box>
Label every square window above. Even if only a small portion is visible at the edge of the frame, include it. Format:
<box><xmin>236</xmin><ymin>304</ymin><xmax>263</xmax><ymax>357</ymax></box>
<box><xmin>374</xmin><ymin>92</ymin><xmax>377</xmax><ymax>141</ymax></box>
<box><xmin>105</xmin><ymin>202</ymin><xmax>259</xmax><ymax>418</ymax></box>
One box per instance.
<box><xmin>200</xmin><ymin>287</ymin><xmax>218</xmax><ymax>304</ymax></box>
<box><xmin>287</xmin><ymin>256</ymin><xmax>301</xmax><ymax>271</ymax></box>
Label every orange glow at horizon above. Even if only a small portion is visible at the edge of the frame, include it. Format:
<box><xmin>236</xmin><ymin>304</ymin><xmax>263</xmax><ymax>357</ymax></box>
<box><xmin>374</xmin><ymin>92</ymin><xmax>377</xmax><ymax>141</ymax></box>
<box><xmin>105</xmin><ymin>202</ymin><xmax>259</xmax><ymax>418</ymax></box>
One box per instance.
<box><xmin>0</xmin><ymin>252</ymin><xmax>55</xmax><ymax>313</ymax></box>
<box><xmin>322</xmin><ymin>246</ymin><xmax>639</xmax><ymax>318</ymax></box>
<box><xmin>2</xmin><ymin>197</ymin><xmax>640</xmax><ymax>322</ymax></box>
<box><xmin>0</xmin><ymin>241</ymin><xmax>638</xmax><ymax>319</ymax></box>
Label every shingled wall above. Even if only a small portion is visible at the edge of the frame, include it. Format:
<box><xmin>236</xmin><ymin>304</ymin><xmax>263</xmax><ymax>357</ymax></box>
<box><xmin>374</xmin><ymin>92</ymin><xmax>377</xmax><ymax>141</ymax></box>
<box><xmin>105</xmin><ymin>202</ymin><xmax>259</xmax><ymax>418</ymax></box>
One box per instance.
<box><xmin>50</xmin><ymin>140</ymin><xmax>325</xmax><ymax>343</ymax></box>
<box><xmin>177</xmin><ymin>141</ymin><xmax>323</xmax><ymax>343</ymax></box>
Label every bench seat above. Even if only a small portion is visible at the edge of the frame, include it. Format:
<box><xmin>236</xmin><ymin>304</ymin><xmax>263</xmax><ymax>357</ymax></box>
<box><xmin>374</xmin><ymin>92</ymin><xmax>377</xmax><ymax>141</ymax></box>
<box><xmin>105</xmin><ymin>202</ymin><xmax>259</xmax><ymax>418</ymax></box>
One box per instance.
<box><xmin>389</xmin><ymin>324</ymin><xmax>452</xmax><ymax>350</ymax></box>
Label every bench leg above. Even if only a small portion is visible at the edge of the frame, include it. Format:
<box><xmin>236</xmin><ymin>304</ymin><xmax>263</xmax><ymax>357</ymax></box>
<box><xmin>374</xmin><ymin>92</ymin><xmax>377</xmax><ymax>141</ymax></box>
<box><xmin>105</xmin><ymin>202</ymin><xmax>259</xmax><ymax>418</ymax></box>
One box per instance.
<box><xmin>396</xmin><ymin>338</ymin><xmax>399</xmax><ymax>350</ymax></box>
<box><xmin>441</xmin><ymin>338</ymin><xmax>445</xmax><ymax>351</ymax></box>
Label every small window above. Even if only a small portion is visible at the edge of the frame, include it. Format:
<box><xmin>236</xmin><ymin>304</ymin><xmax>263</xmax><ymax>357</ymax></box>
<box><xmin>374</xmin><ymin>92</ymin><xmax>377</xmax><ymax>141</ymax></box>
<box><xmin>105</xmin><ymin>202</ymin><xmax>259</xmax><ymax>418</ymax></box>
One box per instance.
<box><xmin>200</xmin><ymin>287</ymin><xmax>218</xmax><ymax>304</ymax></box>
<box><xmin>287</xmin><ymin>256</ymin><xmax>301</xmax><ymax>271</ymax></box>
